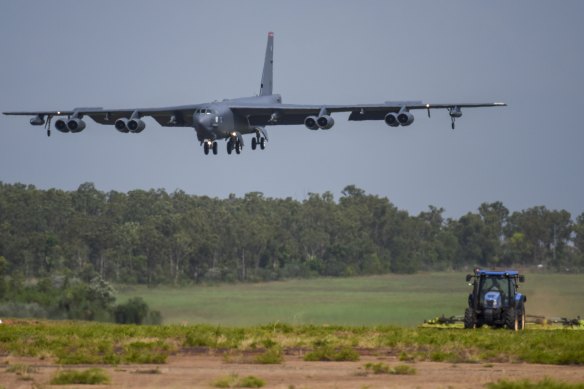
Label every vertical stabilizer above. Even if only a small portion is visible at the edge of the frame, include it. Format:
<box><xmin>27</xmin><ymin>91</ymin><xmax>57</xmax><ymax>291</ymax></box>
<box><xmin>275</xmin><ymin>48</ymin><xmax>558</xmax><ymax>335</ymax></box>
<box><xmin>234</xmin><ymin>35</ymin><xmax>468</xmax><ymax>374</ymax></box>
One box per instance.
<box><xmin>259</xmin><ymin>32</ymin><xmax>274</xmax><ymax>96</ymax></box>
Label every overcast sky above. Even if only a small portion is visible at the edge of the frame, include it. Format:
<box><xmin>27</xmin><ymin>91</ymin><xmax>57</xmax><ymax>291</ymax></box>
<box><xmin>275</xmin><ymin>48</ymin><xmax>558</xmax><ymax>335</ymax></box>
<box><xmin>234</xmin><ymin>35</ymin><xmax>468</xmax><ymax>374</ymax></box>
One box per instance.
<box><xmin>1</xmin><ymin>0</ymin><xmax>583</xmax><ymax>219</ymax></box>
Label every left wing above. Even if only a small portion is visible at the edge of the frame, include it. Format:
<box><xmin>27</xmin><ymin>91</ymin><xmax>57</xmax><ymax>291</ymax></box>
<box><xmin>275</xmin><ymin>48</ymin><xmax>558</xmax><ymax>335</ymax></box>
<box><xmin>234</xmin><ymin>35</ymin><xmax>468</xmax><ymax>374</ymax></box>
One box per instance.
<box><xmin>231</xmin><ymin>101</ymin><xmax>506</xmax><ymax>129</ymax></box>
<box><xmin>3</xmin><ymin>105</ymin><xmax>199</xmax><ymax>135</ymax></box>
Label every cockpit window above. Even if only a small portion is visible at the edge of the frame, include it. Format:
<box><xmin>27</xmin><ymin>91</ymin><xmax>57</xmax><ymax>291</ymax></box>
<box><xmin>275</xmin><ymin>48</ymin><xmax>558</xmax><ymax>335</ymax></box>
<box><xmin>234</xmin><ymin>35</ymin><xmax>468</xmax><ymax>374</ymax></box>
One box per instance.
<box><xmin>195</xmin><ymin>108</ymin><xmax>217</xmax><ymax>115</ymax></box>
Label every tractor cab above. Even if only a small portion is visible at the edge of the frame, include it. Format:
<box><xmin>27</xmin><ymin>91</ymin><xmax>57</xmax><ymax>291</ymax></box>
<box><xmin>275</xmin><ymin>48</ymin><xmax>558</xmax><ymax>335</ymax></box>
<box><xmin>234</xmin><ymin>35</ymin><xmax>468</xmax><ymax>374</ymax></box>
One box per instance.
<box><xmin>464</xmin><ymin>269</ymin><xmax>526</xmax><ymax>330</ymax></box>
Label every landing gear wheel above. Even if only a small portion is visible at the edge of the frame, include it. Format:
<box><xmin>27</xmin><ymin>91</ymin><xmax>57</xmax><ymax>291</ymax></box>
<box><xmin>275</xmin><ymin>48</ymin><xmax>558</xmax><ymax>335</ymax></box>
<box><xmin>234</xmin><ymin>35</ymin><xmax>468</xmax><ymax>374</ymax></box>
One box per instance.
<box><xmin>464</xmin><ymin>308</ymin><xmax>476</xmax><ymax>329</ymax></box>
<box><xmin>260</xmin><ymin>137</ymin><xmax>266</xmax><ymax>150</ymax></box>
<box><xmin>235</xmin><ymin>141</ymin><xmax>241</xmax><ymax>154</ymax></box>
<box><xmin>227</xmin><ymin>141</ymin><xmax>233</xmax><ymax>155</ymax></box>
<box><xmin>212</xmin><ymin>141</ymin><xmax>218</xmax><ymax>155</ymax></box>
<box><xmin>47</xmin><ymin>129</ymin><xmax>51</xmax><ymax>137</ymax></box>
<box><xmin>251</xmin><ymin>137</ymin><xmax>257</xmax><ymax>150</ymax></box>
<box><xmin>203</xmin><ymin>142</ymin><xmax>210</xmax><ymax>155</ymax></box>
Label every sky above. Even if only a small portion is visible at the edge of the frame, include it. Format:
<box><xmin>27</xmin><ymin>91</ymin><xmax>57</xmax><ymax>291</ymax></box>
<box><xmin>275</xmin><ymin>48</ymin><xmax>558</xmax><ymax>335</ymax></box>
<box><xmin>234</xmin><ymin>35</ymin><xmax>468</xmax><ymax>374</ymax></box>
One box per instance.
<box><xmin>1</xmin><ymin>0</ymin><xmax>583</xmax><ymax>219</ymax></box>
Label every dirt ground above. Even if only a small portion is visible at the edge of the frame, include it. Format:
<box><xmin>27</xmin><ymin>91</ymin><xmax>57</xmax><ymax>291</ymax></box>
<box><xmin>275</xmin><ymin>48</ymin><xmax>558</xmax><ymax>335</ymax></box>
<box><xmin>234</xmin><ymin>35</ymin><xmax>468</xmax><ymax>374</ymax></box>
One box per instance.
<box><xmin>2</xmin><ymin>353</ymin><xmax>583</xmax><ymax>389</ymax></box>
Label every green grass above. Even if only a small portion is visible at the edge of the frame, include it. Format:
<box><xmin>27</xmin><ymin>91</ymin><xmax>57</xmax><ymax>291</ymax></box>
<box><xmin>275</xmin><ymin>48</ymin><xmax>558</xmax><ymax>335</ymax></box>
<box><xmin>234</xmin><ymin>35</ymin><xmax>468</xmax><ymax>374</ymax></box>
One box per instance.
<box><xmin>364</xmin><ymin>362</ymin><xmax>416</xmax><ymax>375</ymax></box>
<box><xmin>116</xmin><ymin>273</ymin><xmax>584</xmax><ymax>326</ymax></box>
<box><xmin>304</xmin><ymin>345</ymin><xmax>360</xmax><ymax>361</ymax></box>
<box><xmin>254</xmin><ymin>346</ymin><xmax>284</xmax><ymax>364</ymax></box>
<box><xmin>213</xmin><ymin>374</ymin><xmax>265</xmax><ymax>388</ymax></box>
<box><xmin>50</xmin><ymin>368</ymin><xmax>111</xmax><ymax>385</ymax></box>
<box><xmin>1</xmin><ymin>320</ymin><xmax>583</xmax><ymax>365</ymax></box>
<box><xmin>486</xmin><ymin>377</ymin><xmax>584</xmax><ymax>389</ymax></box>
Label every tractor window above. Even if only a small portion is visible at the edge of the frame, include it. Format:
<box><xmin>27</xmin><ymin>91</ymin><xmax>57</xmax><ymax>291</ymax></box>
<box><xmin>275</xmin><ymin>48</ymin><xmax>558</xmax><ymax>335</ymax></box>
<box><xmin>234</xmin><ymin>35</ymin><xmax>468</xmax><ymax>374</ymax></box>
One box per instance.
<box><xmin>479</xmin><ymin>276</ymin><xmax>511</xmax><ymax>306</ymax></box>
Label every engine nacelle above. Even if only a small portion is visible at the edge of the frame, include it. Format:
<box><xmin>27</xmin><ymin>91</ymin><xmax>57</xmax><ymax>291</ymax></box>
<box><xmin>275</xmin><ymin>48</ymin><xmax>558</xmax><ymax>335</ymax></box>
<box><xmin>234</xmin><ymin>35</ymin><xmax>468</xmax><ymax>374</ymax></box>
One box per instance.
<box><xmin>317</xmin><ymin>115</ymin><xmax>334</xmax><ymax>130</ymax></box>
<box><xmin>304</xmin><ymin>116</ymin><xmax>319</xmax><ymax>130</ymax></box>
<box><xmin>55</xmin><ymin>119</ymin><xmax>69</xmax><ymax>133</ymax></box>
<box><xmin>115</xmin><ymin>118</ymin><xmax>130</xmax><ymax>133</ymax></box>
<box><xmin>127</xmin><ymin>118</ymin><xmax>146</xmax><ymax>133</ymax></box>
<box><xmin>67</xmin><ymin>118</ymin><xmax>86</xmax><ymax>133</ymax></box>
<box><xmin>397</xmin><ymin>112</ymin><xmax>415</xmax><ymax>126</ymax></box>
<box><xmin>384</xmin><ymin>112</ymin><xmax>400</xmax><ymax>127</ymax></box>
<box><xmin>30</xmin><ymin>115</ymin><xmax>45</xmax><ymax>126</ymax></box>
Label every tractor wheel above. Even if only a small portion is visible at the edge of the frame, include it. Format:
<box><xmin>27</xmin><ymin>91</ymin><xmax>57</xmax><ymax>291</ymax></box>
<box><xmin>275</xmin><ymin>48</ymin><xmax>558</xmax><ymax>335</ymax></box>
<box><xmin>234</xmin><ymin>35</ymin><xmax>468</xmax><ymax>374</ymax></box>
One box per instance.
<box><xmin>504</xmin><ymin>307</ymin><xmax>519</xmax><ymax>331</ymax></box>
<box><xmin>518</xmin><ymin>306</ymin><xmax>526</xmax><ymax>330</ymax></box>
<box><xmin>464</xmin><ymin>308</ymin><xmax>476</xmax><ymax>329</ymax></box>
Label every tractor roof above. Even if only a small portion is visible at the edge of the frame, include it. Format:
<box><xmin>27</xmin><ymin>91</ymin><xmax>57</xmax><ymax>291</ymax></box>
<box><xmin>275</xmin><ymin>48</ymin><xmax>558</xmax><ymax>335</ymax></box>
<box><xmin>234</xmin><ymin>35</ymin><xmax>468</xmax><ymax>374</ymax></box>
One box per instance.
<box><xmin>476</xmin><ymin>270</ymin><xmax>519</xmax><ymax>277</ymax></box>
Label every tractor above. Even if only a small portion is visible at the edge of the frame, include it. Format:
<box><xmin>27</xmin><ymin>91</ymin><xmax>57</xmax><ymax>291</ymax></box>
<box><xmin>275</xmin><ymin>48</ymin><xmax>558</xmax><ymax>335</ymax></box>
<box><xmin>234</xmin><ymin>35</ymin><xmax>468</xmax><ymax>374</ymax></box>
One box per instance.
<box><xmin>464</xmin><ymin>269</ymin><xmax>526</xmax><ymax>330</ymax></box>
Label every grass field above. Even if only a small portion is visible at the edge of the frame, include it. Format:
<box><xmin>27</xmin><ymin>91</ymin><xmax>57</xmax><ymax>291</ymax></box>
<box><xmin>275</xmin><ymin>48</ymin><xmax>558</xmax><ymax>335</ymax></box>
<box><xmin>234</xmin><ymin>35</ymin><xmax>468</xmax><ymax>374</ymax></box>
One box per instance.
<box><xmin>1</xmin><ymin>320</ymin><xmax>583</xmax><ymax>366</ymax></box>
<box><xmin>116</xmin><ymin>272</ymin><xmax>584</xmax><ymax>326</ymax></box>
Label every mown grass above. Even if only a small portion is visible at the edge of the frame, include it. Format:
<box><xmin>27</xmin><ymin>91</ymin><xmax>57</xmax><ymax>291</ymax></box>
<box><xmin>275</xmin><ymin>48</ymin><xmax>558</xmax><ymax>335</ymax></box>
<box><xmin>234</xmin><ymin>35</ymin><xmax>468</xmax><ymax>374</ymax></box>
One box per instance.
<box><xmin>1</xmin><ymin>320</ymin><xmax>583</xmax><ymax>366</ymax></box>
<box><xmin>116</xmin><ymin>273</ymin><xmax>584</xmax><ymax>327</ymax></box>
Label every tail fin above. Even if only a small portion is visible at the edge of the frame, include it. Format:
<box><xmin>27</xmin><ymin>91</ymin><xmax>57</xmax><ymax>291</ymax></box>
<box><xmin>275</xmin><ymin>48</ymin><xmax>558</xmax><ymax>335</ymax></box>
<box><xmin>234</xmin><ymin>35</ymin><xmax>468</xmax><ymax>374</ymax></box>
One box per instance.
<box><xmin>259</xmin><ymin>32</ymin><xmax>274</xmax><ymax>96</ymax></box>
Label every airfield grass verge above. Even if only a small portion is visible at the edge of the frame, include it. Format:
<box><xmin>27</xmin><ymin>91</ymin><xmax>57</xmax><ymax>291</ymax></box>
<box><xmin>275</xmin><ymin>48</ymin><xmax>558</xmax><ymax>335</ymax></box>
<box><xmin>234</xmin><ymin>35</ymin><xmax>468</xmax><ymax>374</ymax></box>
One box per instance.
<box><xmin>0</xmin><ymin>320</ymin><xmax>583</xmax><ymax>365</ymax></box>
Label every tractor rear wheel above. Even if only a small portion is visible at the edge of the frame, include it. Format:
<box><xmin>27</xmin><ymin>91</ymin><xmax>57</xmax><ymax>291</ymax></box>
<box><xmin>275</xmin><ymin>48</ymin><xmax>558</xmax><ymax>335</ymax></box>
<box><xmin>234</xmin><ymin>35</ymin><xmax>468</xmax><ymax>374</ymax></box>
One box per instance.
<box><xmin>464</xmin><ymin>308</ymin><xmax>476</xmax><ymax>329</ymax></box>
<box><xmin>504</xmin><ymin>307</ymin><xmax>519</xmax><ymax>331</ymax></box>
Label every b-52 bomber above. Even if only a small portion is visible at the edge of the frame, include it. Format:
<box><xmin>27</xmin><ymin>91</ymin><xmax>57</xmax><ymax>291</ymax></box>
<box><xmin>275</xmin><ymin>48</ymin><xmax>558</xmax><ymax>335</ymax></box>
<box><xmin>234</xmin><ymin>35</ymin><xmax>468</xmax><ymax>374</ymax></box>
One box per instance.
<box><xmin>3</xmin><ymin>32</ymin><xmax>506</xmax><ymax>155</ymax></box>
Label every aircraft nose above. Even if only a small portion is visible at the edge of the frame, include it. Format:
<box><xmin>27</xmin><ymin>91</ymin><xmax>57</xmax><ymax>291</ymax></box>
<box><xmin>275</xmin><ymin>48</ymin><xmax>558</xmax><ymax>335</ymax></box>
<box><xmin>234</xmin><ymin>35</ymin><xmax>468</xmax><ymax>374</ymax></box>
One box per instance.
<box><xmin>193</xmin><ymin>114</ymin><xmax>206</xmax><ymax>126</ymax></box>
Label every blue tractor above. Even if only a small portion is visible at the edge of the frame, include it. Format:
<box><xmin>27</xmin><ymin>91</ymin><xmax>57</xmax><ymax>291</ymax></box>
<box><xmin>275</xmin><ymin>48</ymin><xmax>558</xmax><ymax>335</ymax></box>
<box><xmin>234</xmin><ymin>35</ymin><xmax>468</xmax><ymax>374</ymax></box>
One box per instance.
<box><xmin>464</xmin><ymin>269</ymin><xmax>526</xmax><ymax>330</ymax></box>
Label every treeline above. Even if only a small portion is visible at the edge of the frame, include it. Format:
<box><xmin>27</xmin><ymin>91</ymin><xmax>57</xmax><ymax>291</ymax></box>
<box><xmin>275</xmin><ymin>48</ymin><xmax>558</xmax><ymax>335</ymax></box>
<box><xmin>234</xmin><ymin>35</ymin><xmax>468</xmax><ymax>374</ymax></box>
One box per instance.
<box><xmin>0</xmin><ymin>182</ymin><xmax>583</xmax><ymax>285</ymax></box>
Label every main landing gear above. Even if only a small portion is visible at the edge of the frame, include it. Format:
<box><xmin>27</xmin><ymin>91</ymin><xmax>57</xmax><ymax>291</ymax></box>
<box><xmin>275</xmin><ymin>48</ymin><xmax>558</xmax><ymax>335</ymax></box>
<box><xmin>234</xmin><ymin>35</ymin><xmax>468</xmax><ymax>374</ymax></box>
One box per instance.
<box><xmin>203</xmin><ymin>140</ymin><xmax>218</xmax><ymax>155</ymax></box>
<box><xmin>251</xmin><ymin>135</ymin><xmax>266</xmax><ymax>150</ymax></box>
<box><xmin>251</xmin><ymin>130</ymin><xmax>267</xmax><ymax>151</ymax></box>
<box><xmin>226</xmin><ymin>139</ymin><xmax>242</xmax><ymax>155</ymax></box>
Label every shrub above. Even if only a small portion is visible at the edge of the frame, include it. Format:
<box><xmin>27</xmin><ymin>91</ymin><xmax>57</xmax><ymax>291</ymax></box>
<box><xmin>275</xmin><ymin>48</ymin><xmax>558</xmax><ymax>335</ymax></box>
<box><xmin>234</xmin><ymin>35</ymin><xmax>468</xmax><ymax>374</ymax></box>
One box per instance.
<box><xmin>254</xmin><ymin>346</ymin><xmax>283</xmax><ymax>364</ymax></box>
<box><xmin>364</xmin><ymin>362</ymin><xmax>416</xmax><ymax>375</ymax></box>
<box><xmin>364</xmin><ymin>362</ymin><xmax>390</xmax><ymax>374</ymax></box>
<box><xmin>213</xmin><ymin>374</ymin><xmax>265</xmax><ymax>388</ymax></box>
<box><xmin>114</xmin><ymin>297</ymin><xmax>149</xmax><ymax>324</ymax></box>
<box><xmin>50</xmin><ymin>368</ymin><xmax>111</xmax><ymax>385</ymax></box>
<box><xmin>391</xmin><ymin>364</ymin><xmax>417</xmax><ymax>375</ymax></box>
<box><xmin>237</xmin><ymin>375</ymin><xmax>265</xmax><ymax>388</ymax></box>
<box><xmin>304</xmin><ymin>345</ymin><xmax>359</xmax><ymax>362</ymax></box>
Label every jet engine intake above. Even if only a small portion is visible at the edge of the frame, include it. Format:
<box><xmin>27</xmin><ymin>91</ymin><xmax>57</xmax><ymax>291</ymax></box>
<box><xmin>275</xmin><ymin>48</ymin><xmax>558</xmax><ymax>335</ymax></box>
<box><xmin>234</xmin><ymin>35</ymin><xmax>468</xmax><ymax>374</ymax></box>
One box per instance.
<box><xmin>67</xmin><ymin>118</ymin><xmax>86</xmax><ymax>133</ymax></box>
<box><xmin>384</xmin><ymin>112</ymin><xmax>400</xmax><ymax>127</ymax></box>
<box><xmin>397</xmin><ymin>112</ymin><xmax>414</xmax><ymax>126</ymax></box>
<box><xmin>115</xmin><ymin>118</ymin><xmax>130</xmax><ymax>133</ymax></box>
<box><xmin>317</xmin><ymin>115</ymin><xmax>334</xmax><ymax>130</ymax></box>
<box><xmin>304</xmin><ymin>116</ymin><xmax>319</xmax><ymax>130</ymax></box>
<box><xmin>55</xmin><ymin>119</ymin><xmax>69</xmax><ymax>133</ymax></box>
<box><xmin>127</xmin><ymin>118</ymin><xmax>146</xmax><ymax>133</ymax></box>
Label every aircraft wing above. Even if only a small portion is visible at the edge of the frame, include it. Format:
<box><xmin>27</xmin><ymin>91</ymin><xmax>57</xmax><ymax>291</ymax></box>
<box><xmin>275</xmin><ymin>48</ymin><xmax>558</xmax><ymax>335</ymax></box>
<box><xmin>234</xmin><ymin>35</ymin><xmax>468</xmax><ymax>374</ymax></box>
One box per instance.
<box><xmin>230</xmin><ymin>101</ymin><xmax>506</xmax><ymax>126</ymax></box>
<box><xmin>3</xmin><ymin>106</ymin><xmax>198</xmax><ymax>127</ymax></box>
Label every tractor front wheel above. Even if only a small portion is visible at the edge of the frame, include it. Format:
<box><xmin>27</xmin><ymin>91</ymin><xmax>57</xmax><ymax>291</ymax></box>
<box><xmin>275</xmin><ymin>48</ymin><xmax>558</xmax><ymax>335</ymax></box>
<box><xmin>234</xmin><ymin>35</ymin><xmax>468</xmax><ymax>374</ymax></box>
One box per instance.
<box><xmin>518</xmin><ymin>306</ymin><xmax>526</xmax><ymax>330</ymax></box>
